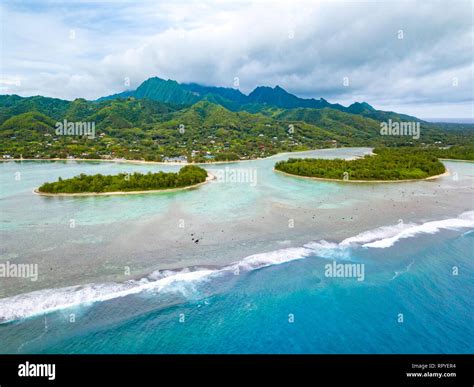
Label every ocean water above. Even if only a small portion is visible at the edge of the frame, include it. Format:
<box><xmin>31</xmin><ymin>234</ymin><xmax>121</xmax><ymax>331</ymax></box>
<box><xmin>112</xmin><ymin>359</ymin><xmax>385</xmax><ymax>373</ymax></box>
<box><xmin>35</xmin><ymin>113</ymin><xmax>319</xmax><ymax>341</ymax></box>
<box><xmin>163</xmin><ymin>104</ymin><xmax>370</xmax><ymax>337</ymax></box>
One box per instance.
<box><xmin>0</xmin><ymin>225</ymin><xmax>472</xmax><ymax>354</ymax></box>
<box><xmin>0</xmin><ymin>148</ymin><xmax>473</xmax><ymax>353</ymax></box>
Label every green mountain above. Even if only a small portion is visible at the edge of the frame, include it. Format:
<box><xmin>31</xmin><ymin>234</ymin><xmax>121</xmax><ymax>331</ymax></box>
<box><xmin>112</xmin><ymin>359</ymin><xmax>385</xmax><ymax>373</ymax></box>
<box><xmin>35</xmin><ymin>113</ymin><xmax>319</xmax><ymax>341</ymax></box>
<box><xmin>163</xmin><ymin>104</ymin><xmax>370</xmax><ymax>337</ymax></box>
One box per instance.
<box><xmin>1</xmin><ymin>88</ymin><xmax>472</xmax><ymax>162</ymax></box>
<box><xmin>0</xmin><ymin>111</ymin><xmax>57</xmax><ymax>146</ymax></box>
<box><xmin>0</xmin><ymin>95</ymin><xmax>70</xmax><ymax>123</ymax></box>
<box><xmin>98</xmin><ymin>76</ymin><xmax>430</xmax><ymax>126</ymax></box>
<box><xmin>1</xmin><ymin>111</ymin><xmax>56</xmax><ymax>133</ymax></box>
<box><xmin>246</xmin><ymin>85</ymin><xmax>343</xmax><ymax>110</ymax></box>
<box><xmin>133</xmin><ymin>77</ymin><xmax>200</xmax><ymax>105</ymax></box>
<box><xmin>99</xmin><ymin>77</ymin><xmax>200</xmax><ymax>105</ymax></box>
<box><xmin>183</xmin><ymin>83</ymin><xmax>248</xmax><ymax>103</ymax></box>
<box><xmin>99</xmin><ymin>77</ymin><xmax>349</xmax><ymax>112</ymax></box>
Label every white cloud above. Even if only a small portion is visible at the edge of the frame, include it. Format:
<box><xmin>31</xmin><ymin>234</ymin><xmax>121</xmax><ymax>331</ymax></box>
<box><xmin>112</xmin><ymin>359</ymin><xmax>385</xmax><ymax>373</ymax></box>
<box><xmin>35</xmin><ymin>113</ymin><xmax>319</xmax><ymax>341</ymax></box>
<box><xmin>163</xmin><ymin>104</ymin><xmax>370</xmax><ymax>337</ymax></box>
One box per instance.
<box><xmin>1</xmin><ymin>0</ymin><xmax>472</xmax><ymax>117</ymax></box>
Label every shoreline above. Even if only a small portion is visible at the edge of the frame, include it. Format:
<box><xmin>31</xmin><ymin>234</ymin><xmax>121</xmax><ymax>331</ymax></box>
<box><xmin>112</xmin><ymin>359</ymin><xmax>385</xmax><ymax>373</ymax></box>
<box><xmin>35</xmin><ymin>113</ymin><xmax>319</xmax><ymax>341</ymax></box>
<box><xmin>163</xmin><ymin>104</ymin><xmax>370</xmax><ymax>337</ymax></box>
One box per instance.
<box><xmin>439</xmin><ymin>158</ymin><xmax>474</xmax><ymax>163</ymax></box>
<box><xmin>2</xmin><ymin>151</ymin><xmax>472</xmax><ymax>167</ymax></box>
<box><xmin>0</xmin><ymin>156</ymin><xmax>263</xmax><ymax>166</ymax></box>
<box><xmin>34</xmin><ymin>172</ymin><xmax>215</xmax><ymax>197</ymax></box>
<box><xmin>273</xmin><ymin>167</ymin><xmax>450</xmax><ymax>184</ymax></box>
<box><xmin>0</xmin><ymin>147</ymin><xmax>355</xmax><ymax>166</ymax></box>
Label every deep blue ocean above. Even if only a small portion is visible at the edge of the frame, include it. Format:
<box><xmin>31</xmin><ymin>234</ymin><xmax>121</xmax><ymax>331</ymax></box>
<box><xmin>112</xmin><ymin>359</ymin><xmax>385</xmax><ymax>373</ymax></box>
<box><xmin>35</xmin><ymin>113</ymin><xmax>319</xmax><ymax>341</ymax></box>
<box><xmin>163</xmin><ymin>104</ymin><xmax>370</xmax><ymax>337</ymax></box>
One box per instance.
<box><xmin>1</xmin><ymin>228</ymin><xmax>472</xmax><ymax>354</ymax></box>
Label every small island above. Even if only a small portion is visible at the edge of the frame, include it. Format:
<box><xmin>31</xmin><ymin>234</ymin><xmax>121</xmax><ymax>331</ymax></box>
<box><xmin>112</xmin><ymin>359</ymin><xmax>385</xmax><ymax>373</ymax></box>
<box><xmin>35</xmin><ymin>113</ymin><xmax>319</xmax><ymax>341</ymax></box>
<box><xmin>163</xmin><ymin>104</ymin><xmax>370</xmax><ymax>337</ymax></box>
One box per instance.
<box><xmin>36</xmin><ymin>165</ymin><xmax>211</xmax><ymax>196</ymax></box>
<box><xmin>274</xmin><ymin>147</ymin><xmax>447</xmax><ymax>182</ymax></box>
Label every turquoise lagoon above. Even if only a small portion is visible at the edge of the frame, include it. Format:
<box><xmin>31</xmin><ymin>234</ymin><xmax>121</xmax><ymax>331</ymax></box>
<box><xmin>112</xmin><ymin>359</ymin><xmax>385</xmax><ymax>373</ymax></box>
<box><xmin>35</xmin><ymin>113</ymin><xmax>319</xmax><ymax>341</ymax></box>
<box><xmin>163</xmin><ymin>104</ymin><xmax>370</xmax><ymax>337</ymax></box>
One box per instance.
<box><xmin>0</xmin><ymin>148</ymin><xmax>473</xmax><ymax>353</ymax></box>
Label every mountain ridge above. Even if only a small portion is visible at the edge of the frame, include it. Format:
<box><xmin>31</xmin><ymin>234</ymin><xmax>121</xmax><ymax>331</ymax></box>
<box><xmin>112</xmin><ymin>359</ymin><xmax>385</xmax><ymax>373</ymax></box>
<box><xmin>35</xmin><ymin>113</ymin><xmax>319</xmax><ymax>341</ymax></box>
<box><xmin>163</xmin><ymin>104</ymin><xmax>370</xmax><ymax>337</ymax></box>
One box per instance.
<box><xmin>1</xmin><ymin>93</ymin><xmax>472</xmax><ymax>162</ymax></box>
<box><xmin>98</xmin><ymin>76</ymin><xmax>417</xmax><ymax>122</ymax></box>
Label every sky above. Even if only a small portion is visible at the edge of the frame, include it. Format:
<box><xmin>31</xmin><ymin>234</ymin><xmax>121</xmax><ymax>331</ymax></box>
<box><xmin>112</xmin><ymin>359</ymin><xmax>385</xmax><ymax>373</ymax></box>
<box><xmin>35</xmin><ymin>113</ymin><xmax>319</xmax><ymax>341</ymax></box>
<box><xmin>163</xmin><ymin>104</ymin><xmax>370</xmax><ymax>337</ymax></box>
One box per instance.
<box><xmin>0</xmin><ymin>0</ymin><xmax>473</xmax><ymax>118</ymax></box>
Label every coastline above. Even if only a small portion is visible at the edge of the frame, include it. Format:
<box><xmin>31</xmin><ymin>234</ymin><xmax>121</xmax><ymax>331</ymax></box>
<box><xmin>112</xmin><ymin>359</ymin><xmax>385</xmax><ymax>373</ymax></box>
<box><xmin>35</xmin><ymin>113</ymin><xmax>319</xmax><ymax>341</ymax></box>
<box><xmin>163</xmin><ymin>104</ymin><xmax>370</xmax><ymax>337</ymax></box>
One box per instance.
<box><xmin>0</xmin><ymin>156</ymin><xmax>261</xmax><ymax>166</ymax></box>
<box><xmin>33</xmin><ymin>172</ymin><xmax>215</xmax><ymax>197</ymax></box>
<box><xmin>0</xmin><ymin>147</ymin><xmax>344</xmax><ymax>166</ymax></box>
<box><xmin>3</xmin><ymin>150</ymin><xmax>471</xmax><ymax>167</ymax></box>
<box><xmin>439</xmin><ymin>158</ymin><xmax>474</xmax><ymax>163</ymax></box>
<box><xmin>273</xmin><ymin>167</ymin><xmax>450</xmax><ymax>183</ymax></box>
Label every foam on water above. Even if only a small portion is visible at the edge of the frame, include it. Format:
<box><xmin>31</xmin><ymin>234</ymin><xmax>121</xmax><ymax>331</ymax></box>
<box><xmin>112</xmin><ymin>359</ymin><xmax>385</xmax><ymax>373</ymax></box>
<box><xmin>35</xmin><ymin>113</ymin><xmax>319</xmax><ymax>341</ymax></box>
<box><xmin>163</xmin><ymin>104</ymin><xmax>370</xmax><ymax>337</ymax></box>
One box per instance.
<box><xmin>0</xmin><ymin>268</ymin><xmax>214</xmax><ymax>323</ymax></box>
<box><xmin>1</xmin><ymin>211</ymin><xmax>473</xmax><ymax>323</ymax></box>
<box><xmin>0</xmin><ymin>246</ymin><xmax>315</xmax><ymax>323</ymax></box>
<box><xmin>362</xmin><ymin>211</ymin><xmax>474</xmax><ymax>248</ymax></box>
<box><xmin>229</xmin><ymin>247</ymin><xmax>313</xmax><ymax>272</ymax></box>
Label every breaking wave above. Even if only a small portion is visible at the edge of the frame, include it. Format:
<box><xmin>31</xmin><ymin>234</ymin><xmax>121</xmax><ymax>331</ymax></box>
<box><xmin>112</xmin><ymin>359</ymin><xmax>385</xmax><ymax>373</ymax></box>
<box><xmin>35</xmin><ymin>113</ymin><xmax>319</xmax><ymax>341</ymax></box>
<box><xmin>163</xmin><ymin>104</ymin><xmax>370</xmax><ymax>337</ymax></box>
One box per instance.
<box><xmin>1</xmin><ymin>211</ymin><xmax>472</xmax><ymax>323</ymax></box>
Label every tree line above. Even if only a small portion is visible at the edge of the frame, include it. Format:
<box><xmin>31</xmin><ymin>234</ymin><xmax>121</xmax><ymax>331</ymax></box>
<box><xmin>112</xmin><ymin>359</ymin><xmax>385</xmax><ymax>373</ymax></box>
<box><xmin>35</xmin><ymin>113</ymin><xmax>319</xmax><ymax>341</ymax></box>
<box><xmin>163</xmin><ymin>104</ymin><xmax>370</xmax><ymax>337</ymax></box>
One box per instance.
<box><xmin>38</xmin><ymin>165</ymin><xmax>208</xmax><ymax>193</ymax></box>
<box><xmin>274</xmin><ymin>147</ymin><xmax>446</xmax><ymax>181</ymax></box>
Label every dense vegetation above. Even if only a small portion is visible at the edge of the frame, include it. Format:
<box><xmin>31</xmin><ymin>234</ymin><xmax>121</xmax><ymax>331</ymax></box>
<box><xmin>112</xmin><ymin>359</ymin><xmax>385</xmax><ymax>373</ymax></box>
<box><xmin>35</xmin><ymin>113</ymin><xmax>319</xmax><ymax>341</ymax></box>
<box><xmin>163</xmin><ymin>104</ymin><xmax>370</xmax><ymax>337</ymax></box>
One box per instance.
<box><xmin>274</xmin><ymin>148</ymin><xmax>446</xmax><ymax>181</ymax></box>
<box><xmin>38</xmin><ymin>165</ymin><xmax>208</xmax><ymax>194</ymax></box>
<box><xmin>1</xmin><ymin>78</ymin><xmax>473</xmax><ymax>163</ymax></box>
<box><xmin>0</xmin><ymin>97</ymin><xmax>345</xmax><ymax>161</ymax></box>
<box><xmin>422</xmin><ymin>145</ymin><xmax>474</xmax><ymax>161</ymax></box>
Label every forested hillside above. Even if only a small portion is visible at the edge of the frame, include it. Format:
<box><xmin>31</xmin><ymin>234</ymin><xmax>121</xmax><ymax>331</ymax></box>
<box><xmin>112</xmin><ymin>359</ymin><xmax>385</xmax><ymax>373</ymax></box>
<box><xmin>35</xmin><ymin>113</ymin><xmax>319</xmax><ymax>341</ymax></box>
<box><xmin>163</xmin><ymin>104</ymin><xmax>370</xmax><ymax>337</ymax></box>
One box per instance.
<box><xmin>1</xmin><ymin>77</ymin><xmax>473</xmax><ymax>162</ymax></box>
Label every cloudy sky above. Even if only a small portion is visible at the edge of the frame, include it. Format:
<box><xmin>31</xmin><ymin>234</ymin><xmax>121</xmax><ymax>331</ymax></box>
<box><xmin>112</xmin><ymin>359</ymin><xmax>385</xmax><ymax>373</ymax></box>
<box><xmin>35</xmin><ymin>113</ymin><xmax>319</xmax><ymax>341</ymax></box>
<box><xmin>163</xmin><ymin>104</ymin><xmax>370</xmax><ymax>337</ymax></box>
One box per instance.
<box><xmin>1</xmin><ymin>0</ymin><xmax>473</xmax><ymax>118</ymax></box>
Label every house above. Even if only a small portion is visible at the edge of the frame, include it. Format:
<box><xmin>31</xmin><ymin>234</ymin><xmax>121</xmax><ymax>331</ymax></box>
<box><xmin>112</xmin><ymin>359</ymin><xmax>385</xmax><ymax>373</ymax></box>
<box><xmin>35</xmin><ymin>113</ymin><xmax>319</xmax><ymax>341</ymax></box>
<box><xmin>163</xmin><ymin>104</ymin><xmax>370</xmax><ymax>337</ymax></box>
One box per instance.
<box><xmin>163</xmin><ymin>156</ymin><xmax>188</xmax><ymax>163</ymax></box>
